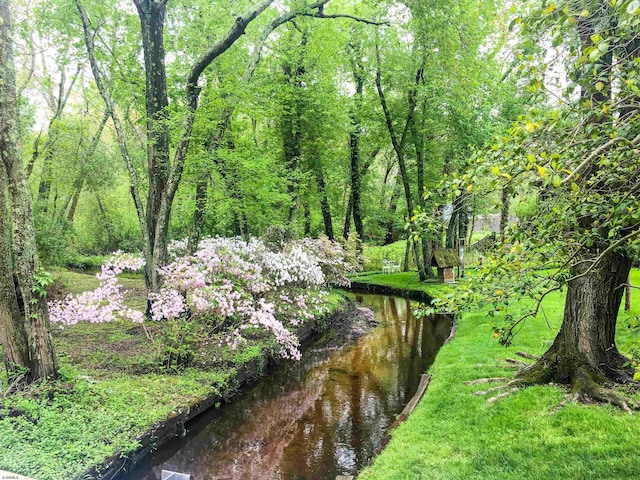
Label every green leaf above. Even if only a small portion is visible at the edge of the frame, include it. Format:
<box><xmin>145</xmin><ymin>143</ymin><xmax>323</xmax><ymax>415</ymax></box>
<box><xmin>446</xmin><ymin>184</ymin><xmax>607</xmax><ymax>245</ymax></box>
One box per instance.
<box><xmin>628</xmin><ymin>0</ymin><xmax>640</xmax><ymax>14</ymax></box>
<box><xmin>589</xmin><ymin>48</ymin><xmax>604</xmax><ymax>62</ymax></box>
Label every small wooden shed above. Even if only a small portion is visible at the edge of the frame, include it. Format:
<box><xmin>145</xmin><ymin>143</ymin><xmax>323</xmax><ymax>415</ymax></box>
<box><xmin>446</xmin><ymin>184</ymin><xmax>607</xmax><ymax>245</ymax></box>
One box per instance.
<box><xmin>431</xmin><ymin>249</ymin><xmax>460</xmax><ymax>284</ymax></box>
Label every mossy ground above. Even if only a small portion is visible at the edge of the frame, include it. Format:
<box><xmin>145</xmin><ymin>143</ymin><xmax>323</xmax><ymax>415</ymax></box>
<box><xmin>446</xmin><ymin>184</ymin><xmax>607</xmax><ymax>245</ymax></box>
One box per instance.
<box><xmin>0</xmin><ymin>269</ymin><xmax>347</xmax><ymax>480</ymax></box>
<box><xmin>359</xmin><ymin>269</ymin><xmax>640</xmax><ymax>480</ymax></box>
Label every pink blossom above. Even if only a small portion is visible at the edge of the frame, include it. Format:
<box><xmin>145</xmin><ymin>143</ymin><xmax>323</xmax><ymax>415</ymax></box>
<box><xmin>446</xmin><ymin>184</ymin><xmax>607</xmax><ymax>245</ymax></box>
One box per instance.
<box><xmin>49</xmin><ymin>235</ymin><xmax>355</xmax><ymax>361</ymax></box>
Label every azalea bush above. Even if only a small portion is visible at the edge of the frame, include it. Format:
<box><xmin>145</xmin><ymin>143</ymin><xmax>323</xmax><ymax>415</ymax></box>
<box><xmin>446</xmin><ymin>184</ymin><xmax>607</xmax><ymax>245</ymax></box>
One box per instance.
<box><xmin>49</xmin><ymin>236</ymin><xmax>355</xmax><ymax>366</ymax></box>
<box><xmin>48</xmin><ymin>251</ymin><xmax>145</xmax><ymax>326</ymax></box>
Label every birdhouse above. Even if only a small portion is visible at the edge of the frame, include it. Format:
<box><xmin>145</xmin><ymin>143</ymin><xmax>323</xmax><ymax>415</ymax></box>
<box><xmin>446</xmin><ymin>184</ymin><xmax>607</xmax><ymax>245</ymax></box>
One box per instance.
<box><xmin>430</xmin><ymin>249</ymin><xmax>460</xmax><ymax>284</ymax></box>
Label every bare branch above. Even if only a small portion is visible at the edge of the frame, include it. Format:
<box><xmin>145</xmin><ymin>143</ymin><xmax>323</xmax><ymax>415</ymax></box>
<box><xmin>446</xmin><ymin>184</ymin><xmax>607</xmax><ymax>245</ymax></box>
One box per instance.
<box><xmin>300</xmin><ymin>11</ymin><xmax>388</xmax><ymax>26</ymax></box>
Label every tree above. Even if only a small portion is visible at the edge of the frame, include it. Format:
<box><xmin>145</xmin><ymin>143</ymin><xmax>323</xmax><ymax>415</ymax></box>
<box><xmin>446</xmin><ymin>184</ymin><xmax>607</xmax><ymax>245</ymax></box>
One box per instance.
<box><xmin>375</xmin><ymin>38</ymin><xmax>429</xmax><ymax>277</ymax></box>
<box><xmin>0</xmin><ymin>0</ymin><xmax>57</xmax><ymax>384</ymax></box>
<box><xmin>75</xmin><ymin>0</ymin><xmax>381</xmax><ymax>292</ymax></box>
<box><xmin>459</xmin><ymin>0</ymin><xmax>640</xmax><ymax>409</ymax></box>
<box><xmin>76</xmin><ymin>0</ymin><xmax>279</xmax><ymax>294</ymax></box>
<box><xmin>345</xmin><ymin>27</ymin><xmax>367</xmax><ymax>256</ymax></box>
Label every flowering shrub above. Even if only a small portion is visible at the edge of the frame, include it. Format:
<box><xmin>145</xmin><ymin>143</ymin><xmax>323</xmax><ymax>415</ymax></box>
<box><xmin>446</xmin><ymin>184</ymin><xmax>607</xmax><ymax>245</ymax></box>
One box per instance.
<box><xmin>49</xmin><ymin>251</ymin><xmax>145</xmax><ymax>326</ymax></box>
<box><xmin>298</xmin><ymin>235</ymin><xmax>357</xmax><ymax>287</ymax></box>
<box><xmin>49</xmin><ymin>236</ymin><xmax>354</xmax><ymax>363</ymax></box>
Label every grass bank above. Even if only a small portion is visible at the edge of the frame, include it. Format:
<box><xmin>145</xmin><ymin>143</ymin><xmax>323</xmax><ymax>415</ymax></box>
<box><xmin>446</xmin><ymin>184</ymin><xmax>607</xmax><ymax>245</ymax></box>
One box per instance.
<box><xmin>0</xmin><ymin>270</ymin><xmax>348</xmax><ymax>480</ymax></box>
<box><xmin>350</xmin><ymin>271</ymin><xmax>450</xmax><ymax>299</ymax></box>
<box><xmin>359</xmin><ymin>269</ymin><xmax>640</xmax><ymax>480</ymax></box>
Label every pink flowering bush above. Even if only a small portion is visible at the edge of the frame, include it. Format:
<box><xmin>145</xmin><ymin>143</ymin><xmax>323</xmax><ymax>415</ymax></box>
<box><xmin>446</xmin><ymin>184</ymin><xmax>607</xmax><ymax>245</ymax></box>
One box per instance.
<box><xmin>49</xmin><ymin>236</ymin><xmax>355</xmax><ymax>365</ymax></box>
<box><xmin>49</xmin><ymin>251</ymin><xmax>145</xmax><ymax>326</ymax></box>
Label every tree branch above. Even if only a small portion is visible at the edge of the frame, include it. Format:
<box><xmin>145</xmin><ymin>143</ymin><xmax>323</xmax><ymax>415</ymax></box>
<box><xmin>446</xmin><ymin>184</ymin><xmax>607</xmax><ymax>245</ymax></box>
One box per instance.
<box><xmin>187</xmin><ymin>0</ymin><xmax>275</xmax><ymax>89</ymax></box>
<box><xmin>375</xmin><ymin>42</ymin><xmax>401</xmax><ymax>155</ymax></box>
<box><xmin>75</xmin><ymin>0</ymin><xmax>149</xmax><ymax>251</ymax></box>
<box><xmin>300</xmin><ymin>11</ymin><xmax>388</xmax><ymax>25</ymax></box>
<box><xmin>562</xmin><ymin>132</ymin><xmax>640</xmax><ymax>185</ymax></box>
<box><xmin>566</xmin><ymin>227</ymin><xmax>640</xmax><ymax>284</ymax></box>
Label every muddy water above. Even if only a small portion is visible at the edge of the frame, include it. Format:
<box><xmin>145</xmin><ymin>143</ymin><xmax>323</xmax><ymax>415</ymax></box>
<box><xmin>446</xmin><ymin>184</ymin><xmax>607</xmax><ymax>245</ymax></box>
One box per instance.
<box><xmin>130</xmin><ymin>294</ymin><xmax>452</xmax><ymax>480</ymax></box>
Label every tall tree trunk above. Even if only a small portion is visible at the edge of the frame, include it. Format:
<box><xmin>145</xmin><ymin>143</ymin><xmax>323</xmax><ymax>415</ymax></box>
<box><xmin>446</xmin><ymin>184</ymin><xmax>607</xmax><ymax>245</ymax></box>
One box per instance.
<box><xmin>96</xmin><ymin>194</ymin><xmax>116</xmax><ymax>251</ymax></box>
<box><xmin>348</xmin><ymin>37</ymin><xmax>365</xmax><ymax>257</ymax></box>
<box><xmin>188</xmin><ymin>178</ymin><xmax>208</xmax><ymax>254</ymax></box>
<box><xmin>343</xmin><ymin>195</ymin><xmax>353</xmax><ymax>240</ymax></box>
<box><xmin>66</xmin><ymin>182</ymin><xmax>83</xmax><ymax>223</ymax></box>
<box><xmin>0</xmin><ymin>0</ymin><xmax>57</xmax><ymax>382</ymax></box>
<box><xmin>25</xmin><ymin>130</ymin><xmax>42</xmax><ymax>178</ymax></box>
<box><xmin>134</xmin><ymin>0</ymin><xmax>172</xmax><ymax>292</ymax></box>
<box><xmin>233</xmin><ymin>212</ymin><xmax>242</xmax><ymax>237</ymax></box>
<box><xmin>520</xmin><ymin>250</ymin><xmax>633</xmax><ymax>387</ymax></box>
<box><xmin>376</xmin><ymin>44</ymin><xmax>427</xmax><ymax>275</ymax></box>
<box><xmin>314</xmin><ymin>164</ymin><xmax>334</xmax><ymax>240</ymax></box>
<box><xmin>344</xmin><ymin>148</ymin><xmax>378</xmax><ymax>242</ymax></box>
<box><xmin>37</xmin><ymin>122</ymin><xmax>60</xmax><ymax>209</ymax></box>
<box><xmin>457</xmin><ymin>195</ymin><xmax>469</xmax><ymax>278</ymax></box>
<box><xmin>445</xmin><ymin>206</ymin><xmax>458</xmax><ymax>249</ymax></box>
<box><xmin>411</xmin><ymin>94</ymin><xmax>433</xmax><ymax>279</ymax></box>
<box><xmin>402</xmin><ymin>237</ymin><xmax>411</xmax><ymax>272</ymax></box>
<box><xmin>0</xmin><ymin>169</ymin><xmax>32</xmax><ymax>383</ymax></box>
<box><xmin>282</xmin><ymin>61</ymin><xmax>304</xmax><ymax>225</ymax></box>
<box><xmin>384</xmin><ymin>176</ymin><xmax>402</xmax><ymax>245</ymax></box>
<box><xmin>303</xmin><ymin>195</ymin><xmax>311</xmax><ymax>237</ymax></box>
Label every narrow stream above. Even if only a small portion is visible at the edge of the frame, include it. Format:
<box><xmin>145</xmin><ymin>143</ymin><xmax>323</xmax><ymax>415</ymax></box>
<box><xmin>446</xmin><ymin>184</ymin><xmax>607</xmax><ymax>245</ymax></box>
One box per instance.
<box><xmin>128</xmin><ymin>294</ymin><xmax>452</xmax><ymax>480</ymax></box>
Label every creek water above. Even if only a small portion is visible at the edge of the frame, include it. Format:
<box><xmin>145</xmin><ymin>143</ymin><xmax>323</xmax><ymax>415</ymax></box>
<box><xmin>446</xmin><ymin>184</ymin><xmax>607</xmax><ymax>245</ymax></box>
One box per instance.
<box><xmin>128</xmin><ymin>293</ymin><xmax>452</xmax><ymax>480</ymax></box>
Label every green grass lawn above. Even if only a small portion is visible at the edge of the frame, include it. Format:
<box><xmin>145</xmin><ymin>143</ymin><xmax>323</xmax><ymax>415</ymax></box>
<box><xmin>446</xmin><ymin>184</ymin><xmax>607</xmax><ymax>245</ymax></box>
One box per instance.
<box><xmin>363</xmin><ymin>241</ymin><xmax>410</xmax><ymax>271</ymax></box>
<box><xmin>359</xmin><ymin>269</ymin><xmax>640</xmax><ymax>480</ymax></box>
<box><xmin>350</xmin><ymin>271</ymin><xmax>451</xmax><ymax>298</ymax></box>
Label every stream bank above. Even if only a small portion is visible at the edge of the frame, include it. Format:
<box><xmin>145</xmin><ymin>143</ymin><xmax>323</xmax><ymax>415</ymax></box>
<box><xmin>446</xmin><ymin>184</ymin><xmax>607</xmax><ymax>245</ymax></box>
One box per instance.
<box><xmin>86</xmin><ymin>299</ymin><xmax>372</xmax><ymax>480</ymax></box>
<box><xmin>128</xmin><ymin>293</ymin><xmax>452</xmax><ymax>480</ymax></box>
<box><xmin>0</xmin><ymin>290</ymin><xmax>349</xmax><ymax>480</ymax></box>
<box><xmin>358</xmin><ymin>270</ymin><xmax>640</xmax><ymax>480</ymax></box>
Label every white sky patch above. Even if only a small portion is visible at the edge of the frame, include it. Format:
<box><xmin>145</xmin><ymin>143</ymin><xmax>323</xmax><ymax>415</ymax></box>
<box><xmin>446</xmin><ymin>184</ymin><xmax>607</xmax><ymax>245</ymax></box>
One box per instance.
<box><xmin>386</xmin><ymin>2</ymin><xmax>411</xmax><ymax>24</ymax></box>
<box><xmin>273</xmin><ymin>0</ymin><xmax>289</xmax><ymax>15</ymax></box>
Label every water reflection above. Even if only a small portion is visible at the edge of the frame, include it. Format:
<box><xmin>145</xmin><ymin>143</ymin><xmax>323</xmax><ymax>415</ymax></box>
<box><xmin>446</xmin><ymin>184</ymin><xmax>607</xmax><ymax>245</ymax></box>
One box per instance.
<box><xmin>130</xmin><ymin>294</ymin><xmax>452</xmax><ymax>480</ymax></box>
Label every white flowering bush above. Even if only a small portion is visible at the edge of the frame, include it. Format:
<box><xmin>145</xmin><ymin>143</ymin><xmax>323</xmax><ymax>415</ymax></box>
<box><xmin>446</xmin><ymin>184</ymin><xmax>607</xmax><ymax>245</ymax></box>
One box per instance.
<box><xmin>49</xmin><ymin>236</ymin><xmax>355</xmax><ymax>364</ymax></box>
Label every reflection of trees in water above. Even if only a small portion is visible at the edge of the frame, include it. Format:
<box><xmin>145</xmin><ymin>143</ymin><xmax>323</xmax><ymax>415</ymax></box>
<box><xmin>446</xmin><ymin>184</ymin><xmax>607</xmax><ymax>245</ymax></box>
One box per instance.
<box><xmin>146</xmin><ymin>360</ymin><xmax>329</xmax><ymax>480</ymax></box>
<box><xmin>143</xmin><ymin>295</ymin><xmax>452</xmax><ymax>480</ymax></box>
